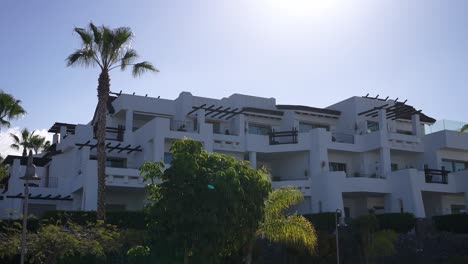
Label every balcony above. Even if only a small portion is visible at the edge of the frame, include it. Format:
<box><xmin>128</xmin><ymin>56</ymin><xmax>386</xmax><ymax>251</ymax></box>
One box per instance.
<box><xmin>346</xmin><ymin>173</ymin><xmax>385</xmax><ymax>179</ymax></box>
<box><xmin>331</xmin><ymin>133</ymin><xmax>355</xmax><ymax>144</ymax></box>
<box><xmin>105</xmin><ymin>167</ymin><xmax>144</xmax><ymax>187</ymax></box>
<box><xmin>170</xmin><ymin>120</ymin><xmax>197</xmax><ymax>133</ymax></box>
<box><xmin>424</xmin><ymin>167</ymin><xmax>449</xmax><ymax>184</ymax></box>
<box><xmin>268</xmin><ymin>128</ymin><xmax>298</xmax><ymax>145</ymax></box>
<box><xmin>93</xmin><ymin>126</ymin><xmax>125</xmax><ymax>141</ymax></box>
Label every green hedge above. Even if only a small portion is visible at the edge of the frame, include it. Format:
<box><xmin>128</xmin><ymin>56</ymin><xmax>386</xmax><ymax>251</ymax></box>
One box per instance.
<box><xmin>42</xmin><ymin>210</ymin><xmax>146</xmax><ymax>230</ymax></box>
<box><xmin>303</xmin><ymin>213</ymin><xmax>336</xmax><ymax>233</ymax></box>
<box><xmin>376</xmin><ymin>213</ymin><xmax>415</xmax><ymax>233</ymax></box>
<box><xmin>433</xmin><ymin>214</ymin><xmax>468</xmax><ymax>234</ymax></box>
<box><xmin>0</xmin><ymin>217</ymin><xmax>40</xmax><ymax>232</ymax></box>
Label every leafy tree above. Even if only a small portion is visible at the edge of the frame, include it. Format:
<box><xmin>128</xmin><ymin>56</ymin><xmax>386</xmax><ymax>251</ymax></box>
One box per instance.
<box><xmin>141</xmin><ymin>139</ymin><xmax>271</xmax><ymax>264</ymax></box>
<box><xmin>10</xmin><ymin>128</ymin><xmax>36</xmax><ymax>156</ymax></box>
<box><xmin>67</xmin><ymin>22</ymin><xmax>157</xmax><ymax>221</ymax></box>
<box><xmin>461</xmin><ymin>125</ymin><xmax>468</xmax><ymax>133</ymax></box>
<box><xmin>0</xmin><ymin>91</ymin><xmax>26</xmax><ymax>128</ymax></box>
<box><xmin>246</xmin><ymin>187</ymin><xmax>317</xmax><ymax>264</ymax></box>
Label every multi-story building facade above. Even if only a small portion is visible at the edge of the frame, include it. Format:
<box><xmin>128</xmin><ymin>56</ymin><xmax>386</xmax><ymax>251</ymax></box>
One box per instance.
<box><xmin>1</xmin><ymin>92</ymin><xmax>467</xmax><ymax>219</ymax></box>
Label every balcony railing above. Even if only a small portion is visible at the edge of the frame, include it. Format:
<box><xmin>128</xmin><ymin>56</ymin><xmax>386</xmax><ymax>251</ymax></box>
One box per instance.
<box><xmin>424</xmin><ymin>166</ymin><xmax>449</xmax><ymax>184</ymax></box>
<box><xmin>346</xmin><ymin>173</ymin><xmax>385</xmax><ymax>179</ymax></box>
<box><xmin>268</xmin><ymin>128</ymin><xmax>298</xmax><ymax>145</ymax></box>
<box><xmin>170</xmin><ymin>120</ymin><xmax>197</xmax><ymax>132</ymax></box>
<box><xmin>331</xmin><ymin>133</ymin><xmax>355</xmax><ymax>144</ymax></box>
<box><xmin>94</xmin><ymin>125</ymin><xmax>125</xmax><ymax>141</ymax></box>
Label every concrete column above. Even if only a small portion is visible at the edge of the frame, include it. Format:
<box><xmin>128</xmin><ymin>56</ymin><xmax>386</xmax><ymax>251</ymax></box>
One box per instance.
<box><xmin>197</xmin><ymin>109</ymin><xmax>205</xmax><ymax>132</ymax></box>
<box><xmin>378</xmin><ymin>109</ymin><xmax>388</xmax><ymax>133</ymax></box>
<box><xmin>309</xmin><ymin>128</ymin><xmax>329</xmax><ymax>175</ymax></box>
<box><xmin>53</xmin><ymin>133</ymin><xmax>59</xmax><ymax>144</ymax></box>
<box><xmin>153</xmin><ymin>136</ymin><xmax>164</xmax><ymax>162</ymax></box>
<box><xmin>412</xmin><ymin>114</ymin><xmax>421</xmax><ymax>137</ymax></box>
<box><xmin>60</xmin><ymin>126</ymin><xmax>67</xmax><ymax>141</ymax></box>
<box><xmin>249</xmin><ymin>151</ymin><xmax>257</xmax><ymax>169</ymax></box>
<box><xmin>379</xmin><ymin>147</ymin><xmax>391</xmax><ymax>177</ymax></box>
<box><xmin>125</xmin><ymin>110</ymin><xmax>133</xmax><ymax>141</ymax></box>
<box><xmin>238</xmin><ymin>114</ymin><xmax>245</xmax><ymax>136</ymax></box>
<box><xmin>81</xmin><ymin>147</ymin><xmax>97</xmax><ymax>211</ymax></box>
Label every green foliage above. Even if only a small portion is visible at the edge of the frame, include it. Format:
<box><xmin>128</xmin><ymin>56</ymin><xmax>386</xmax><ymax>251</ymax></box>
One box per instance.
<box><xmin>0</xmin><ymin>221</ymin><xmax>121</xmax><ymax>263</ymax></box>
<box><xmin>366</xmin><ymin>229</ymin><xmax>398</xmax><ymax>259</ymax></box>
<box><xmin>0</xmin><ymin>155</ymin><xmax>10</xmax><ymax>183</ymax></box>
<box><xmin>42</xmin><ymin>210</ymin><xmax>146</xmax><ymax>229</ymax></box>
<box><xmin>0</xmin><ymin>216</ymin><xmax>40</xmax><ymax>233</ymax></box>
<box><xmin>375</xmin><ymin>213</ymin><xmax>415</xmax><ymax>233</ymax></box>
<box><xmin>434</xmin><ymin>214</ymin><xmax>468</xmax><ymax>233</ymax></box>
<box><xmin>258</xmin><ymin>187</ymin><xmax>317</xmax><ymax>255</ymax></box>
<box><xmin>303</xmin><ymin>212</ymin><xmax>336</xmax><ymax>233</ymax></box>
<box><xmin>0</xmin><ymin>91</ymin><xmax>26</xmax><ymax>128</ymax></box>
<box><xmin>351</xmin><ymin>215</ymin><xmax>398</xmax><ymax>264</ymax></box>
<box><xmin>127</xmin><ymin>245</ymin><xmax>151</xmax><ymax>264</ymax></box>
<box><xmin>460</xmin><ymin>124</ymin><xmax>468</xmax><ymax>133</ymax></box>
<box><xmin>143</xmin><ymin>138</ymin><xmax>271</xmax><ymax>262</ymax></box>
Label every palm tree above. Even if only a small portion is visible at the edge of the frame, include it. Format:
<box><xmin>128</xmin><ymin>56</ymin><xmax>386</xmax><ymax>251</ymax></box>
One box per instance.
<box><xmin>244</xmin><ymin>187</ymin><xmax>317</xmax><ymax>263</ymax></box>
<box><xmin>10</xmin><ymin>128</ymin><xmax>35</xmax><ymax>156</ymax></box>
<box><xmin>66</xmin><ymin>22</ymin><xmax>157</xmax><ymax>221</ymax></box>
<box><xmin>461</xmin><ymin>125</ymin><xmax>468</xmax><ymax>133</ymax></box>
<box><xmin>30</xmin><ymin>135</ymin><xmax>51</xmax><ymax>154</ymax></box>
<box><xmin>0</xmin><ymin>91</ymin><xmax>26</xmax><ymax>128</ymax></box>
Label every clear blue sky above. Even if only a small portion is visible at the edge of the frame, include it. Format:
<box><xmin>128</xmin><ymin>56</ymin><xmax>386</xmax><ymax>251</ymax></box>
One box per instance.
<box><xmin>1</xmin><ymin>0</ymin><xmax>467</xmax><ymax>131</ymax></box>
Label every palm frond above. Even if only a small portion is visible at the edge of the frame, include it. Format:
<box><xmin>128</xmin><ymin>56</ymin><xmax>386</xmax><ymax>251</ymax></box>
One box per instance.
<box><xmin>119</xmin><ymin>49</ymin><xmax>138</xmax><ymax>70</ymax></box>
<box><xmin>100</xmin><ymin>26</ymin><xmax>114</xmax><ymax>67</ymax></box>
<box><xmin>66</xmin><ymin>49</ymin><xmax>97</xmax><ymax>68</ymax></box>
<box><xmin>132</xmin><ymin>61</ymin><xmax>158</xmax><ymax>77</ymax></box>
<box><xmin>89</xmin><ymin>22</ymin><xmax>102</xmax><ymax>46</ymax></box>
<box><xmin>461</xmin><ymin>125</ymin><xmax>468</xmax><ymax>133</ymax></box>
<box><xmin>0</xmin><ymin>92</ymin><xmax>26</xmax><ymax>127</ymax></box>
<box><xmin>10</xmin><ymin>144</ymin><xmax>20</xmax><ymax>151</ymax></box>
<box><xmin>258</xmin><ymin>214</ymin><xmax>317</xmax><ymax>254</ymax></box>
<box><xmin>9</xmin><ymin>133</ymin><xmax>20</xmax><ymax>144</ymax></box>
<box><xmin>74</xmin><ymin>28</ymin><xmax>92</xmax><ymax>46</ymax></box>
<box><xmin>265</xmin><ymin>187</ymin><xmax>304</xmax><ymax>218</ymax></box>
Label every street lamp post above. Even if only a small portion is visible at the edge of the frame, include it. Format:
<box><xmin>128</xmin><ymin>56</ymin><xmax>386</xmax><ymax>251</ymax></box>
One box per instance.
<box><xmin>335</xmin><ymin>208</ymin><xmax>344</xmax><ymax>264</ymax></box>
<box><xmin>19</xmin><ymin>151</ymin><xmax>41</xmax><ymax>264</ymax></box>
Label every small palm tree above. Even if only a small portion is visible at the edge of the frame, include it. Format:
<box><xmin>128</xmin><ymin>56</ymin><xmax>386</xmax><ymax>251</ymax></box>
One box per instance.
<box><xmin>244</xmin><ymin>187</ymin><xmax>317</xmax><ymax>263</ymax></box>
<box><xmin>0</xmin><ymin>91</ymin><xmax>26</xmax><ymax>128</ymax></box>
<box><xmin>461</xmin><ymin>125</ymin><xmax>468</xmax><ymax>133</ymax></box>
<box><xmin>67</xmin><ymin>22</ymin><xmax>157</xmax><ymax>221</ymax></box>
<box><xmin>30</xmin><ymin>135</ymin><xmax>51</xmax><ymax>154</ymax></box>
<box><xmin>10</xmin><ymin>128</ymin><xmax>35</xmax><ymax>156</ymax></box>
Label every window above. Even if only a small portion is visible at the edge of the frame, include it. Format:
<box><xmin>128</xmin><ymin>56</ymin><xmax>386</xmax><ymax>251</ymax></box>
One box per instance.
<box><xmin>329</xmin><ymin>162</ymin><xmax>347</xmax><ymax>172</ymax></box>
<box><xmin>391</xmin><ymin>163</ymin><xmax>399</xmax><ymax>171</ymax></box>
<box><xmin>441</xmin><ymin>159</ymin><xmax>468</xmax><ymax>172</ymax></box>
<box><xmin>367</xmin><ymin>121</ymin><xmax>379</xmax><ymax>133</ymax></box>
<box><xmin>248</xmin><ymin>124</ymin><xmax>271</xmax><ymax>135</ymax></box>
<box><xmin>164</xmin><ymin>152</ymin><xmax>173</xmax><ymax>165</ymax></box>
<box><xmin>299</xmin><ymin>122</ymin><xmax>330</xmax><ymax>132</ymax></box>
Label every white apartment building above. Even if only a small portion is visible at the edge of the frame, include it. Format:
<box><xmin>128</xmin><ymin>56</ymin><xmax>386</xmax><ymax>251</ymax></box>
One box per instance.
<box><xmin>1</xmin><ymin>92</ymin><xmax>467</xmax><ymax>219</ymax></box>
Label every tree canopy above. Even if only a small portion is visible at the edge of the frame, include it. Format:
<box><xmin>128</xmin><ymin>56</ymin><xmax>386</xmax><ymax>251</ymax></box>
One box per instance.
<box><xmin>141</xmin><ymin>138</ymin><xmax>271</xmax><ymax>263</ymax></box>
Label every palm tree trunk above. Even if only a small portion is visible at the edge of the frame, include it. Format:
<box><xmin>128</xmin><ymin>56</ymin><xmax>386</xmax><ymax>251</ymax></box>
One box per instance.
<box><xmin>96</xmin><ymin>70</ymin><xmax>110</xmax><ymax>221</ymax></box>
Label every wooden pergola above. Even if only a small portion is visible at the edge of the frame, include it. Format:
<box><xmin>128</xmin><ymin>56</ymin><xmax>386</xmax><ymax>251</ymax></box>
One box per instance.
<box><xmin>187</xmin><ymin>104</ymin><xmax>244</xmax><ymax>120</ymax></box>
<box><xmin>76</xmin><ymin>141</ymin><xmax>142</xmax><ymax>154</ymax></box>
<box><xmin>6</xmin><ymin>193</ymin><xmax>73</xmax><ymax>201</ymax></box>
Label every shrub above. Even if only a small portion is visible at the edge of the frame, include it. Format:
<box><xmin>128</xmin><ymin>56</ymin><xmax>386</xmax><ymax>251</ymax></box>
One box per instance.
<box><xmin>433</xmin><ymin>214</ymin><xmax>468</xmax><ymax>233</ymax></box>
<box><xmin>0</xmin><ymin>216</ymin><xmax>40</xmax><ymax>232</ymax></box>
<box><xmin>375</xmin><ymin>213</ymin><xmax>415</xmax><ymax>233</ymax></box>
<box><xmin>303</xmin><ymin>212</ymin><xmax>336</xmax><ymax>233</ymax></box>
<box><xmin>42</xmin><ymin>210</ymin><xmax>146</xmax><ymax>229</ymax></box>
